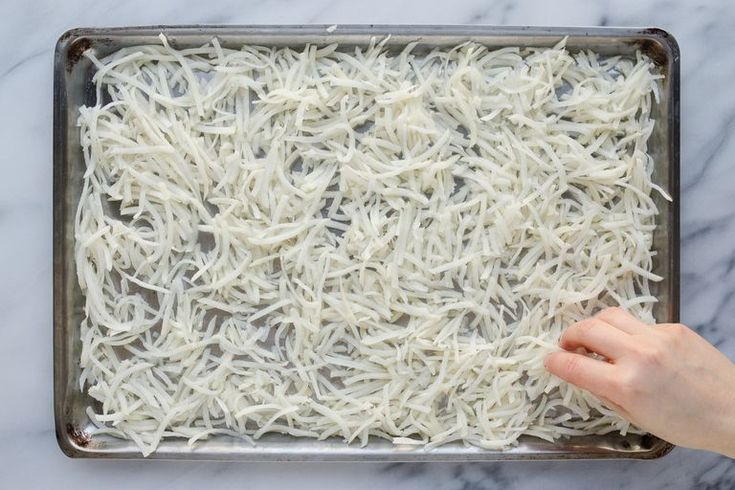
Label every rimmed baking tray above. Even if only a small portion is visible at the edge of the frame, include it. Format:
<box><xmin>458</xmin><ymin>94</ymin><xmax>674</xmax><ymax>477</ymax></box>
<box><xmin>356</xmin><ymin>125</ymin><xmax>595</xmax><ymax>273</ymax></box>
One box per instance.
<box><xmin>53</xmin><ymin>25</ymin><xmax>680</xmax><ymax>460</ymax></box>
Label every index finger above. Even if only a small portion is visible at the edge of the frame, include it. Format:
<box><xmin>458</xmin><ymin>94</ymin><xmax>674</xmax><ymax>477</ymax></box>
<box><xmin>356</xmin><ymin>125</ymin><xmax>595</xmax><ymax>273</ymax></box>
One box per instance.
<box><xmin>594</xmin><ymin>307</ymin><xmax>649</xmax><ymax>334</ymax></box>
<box><xmin>544</xmin><ymin>351</ymin><xmax>617</xmax><ymax>398</ymax></box>
<box><xmin>560</xmin><ymin>318</ymin><xmax>636</xmax><ymax>360</ymax></box>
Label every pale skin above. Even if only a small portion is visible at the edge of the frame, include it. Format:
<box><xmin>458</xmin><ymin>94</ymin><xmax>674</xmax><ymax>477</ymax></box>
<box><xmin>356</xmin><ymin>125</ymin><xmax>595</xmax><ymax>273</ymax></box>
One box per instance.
<box><xmin>544</xmin><ymin>307</ymin><xmax>735</xmax><ymax>457</ymax></box>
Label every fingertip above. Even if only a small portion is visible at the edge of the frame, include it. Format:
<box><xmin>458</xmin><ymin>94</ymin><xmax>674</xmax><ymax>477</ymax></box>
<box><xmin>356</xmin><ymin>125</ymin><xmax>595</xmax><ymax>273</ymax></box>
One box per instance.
<box><xmin>557</xmin><ymin>317</ymin><xmax>634</xmax><ymax>360</ymax></box>
<box><xmin>542</xmin><ymin>351</ymin><xmax>616</xmax><ymax>396</ymax></box>
<box><xmin>558</xmin><ymin>318</ymin><xmax>592</xmax><ymax>349</ymax></box>
<box><xmin>543</xmin><ymin>352</ymin><xmax>553</xmax><ymax>369</ymax></box>
<box><xmin>557</xmin><ymin>330</ymin><xmax>570</xmax><ymax>350</ymax></box>
<box><xmin>557</xmin><ymin>331</ymin><xmax>577</xmax><ymax>353</ymax></box>
<box><xmin>544</xmin><ymin>350</ymin><xmax>563</xmax><ymax>373</ymax></box>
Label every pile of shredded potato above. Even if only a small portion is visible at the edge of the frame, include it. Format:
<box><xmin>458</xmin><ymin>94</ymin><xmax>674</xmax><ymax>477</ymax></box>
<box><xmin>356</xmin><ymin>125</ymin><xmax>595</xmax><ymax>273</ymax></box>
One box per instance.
<box><xmin>76</xmin><ymin>35</ymin><xmax>667</xmax><ymax>456</ymax></box>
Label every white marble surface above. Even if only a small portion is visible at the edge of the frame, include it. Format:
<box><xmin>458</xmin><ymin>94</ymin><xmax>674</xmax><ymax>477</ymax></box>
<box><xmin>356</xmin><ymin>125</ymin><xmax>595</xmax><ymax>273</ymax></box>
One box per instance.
<box><xmin>1</xmin><ymin>0</ymin><xmax>734</xmax><ymax>488</ymax></box>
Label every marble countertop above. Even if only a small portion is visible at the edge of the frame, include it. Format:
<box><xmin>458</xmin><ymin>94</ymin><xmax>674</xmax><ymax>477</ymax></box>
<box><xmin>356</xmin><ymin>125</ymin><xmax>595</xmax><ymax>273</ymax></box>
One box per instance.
<box><xmin>2</xmin><ymin>0</ymin><xmax>734</xmax><ymax>488</ymax></box>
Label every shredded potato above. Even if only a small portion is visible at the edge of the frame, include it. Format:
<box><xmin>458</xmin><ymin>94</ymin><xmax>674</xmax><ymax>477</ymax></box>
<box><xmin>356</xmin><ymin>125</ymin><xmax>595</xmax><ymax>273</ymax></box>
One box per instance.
<box><xmin>76</xmin><ymin>35</ymin><xmax>666</xmax><ymax>456</ymax></box>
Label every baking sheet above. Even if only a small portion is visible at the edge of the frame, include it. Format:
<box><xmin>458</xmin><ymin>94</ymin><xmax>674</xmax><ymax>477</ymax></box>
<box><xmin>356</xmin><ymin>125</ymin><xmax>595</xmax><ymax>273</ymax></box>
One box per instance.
<box><xmin>53</xmin><ymin>25</ymin><xmax>680</xmax><ymax>460</ymax></box>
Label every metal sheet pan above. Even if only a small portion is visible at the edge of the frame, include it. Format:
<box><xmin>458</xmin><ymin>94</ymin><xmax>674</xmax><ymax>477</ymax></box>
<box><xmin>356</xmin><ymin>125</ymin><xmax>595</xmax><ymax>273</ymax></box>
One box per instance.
<box><xmin>53</xmin><ymin>25</ymin><xmax>680</xmax><ymax>461</ymax></box>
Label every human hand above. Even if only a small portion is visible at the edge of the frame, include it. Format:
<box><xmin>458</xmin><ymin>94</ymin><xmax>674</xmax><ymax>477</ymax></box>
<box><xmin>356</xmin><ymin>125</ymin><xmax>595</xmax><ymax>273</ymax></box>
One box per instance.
<box><xmin>545</xmin><ymin>307</ymin><xmax>735</xmax><ymax>457</ymax></box>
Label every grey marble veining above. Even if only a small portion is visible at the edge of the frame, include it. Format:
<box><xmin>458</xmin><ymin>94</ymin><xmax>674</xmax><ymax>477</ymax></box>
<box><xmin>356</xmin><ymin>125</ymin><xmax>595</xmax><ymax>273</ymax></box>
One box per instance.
<box><xmin>1</xmin><ymin>0</ymin><xmax>734</xmax><ymax>488</ymax></box>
